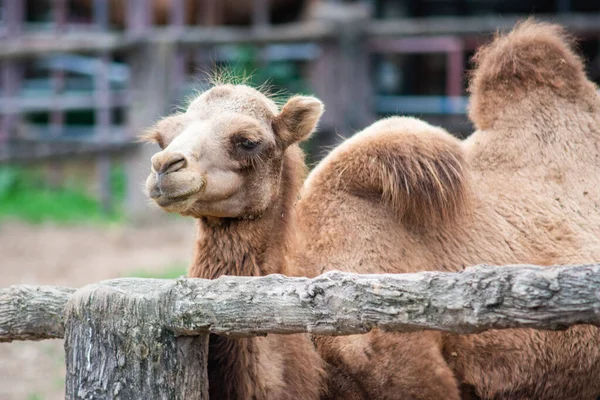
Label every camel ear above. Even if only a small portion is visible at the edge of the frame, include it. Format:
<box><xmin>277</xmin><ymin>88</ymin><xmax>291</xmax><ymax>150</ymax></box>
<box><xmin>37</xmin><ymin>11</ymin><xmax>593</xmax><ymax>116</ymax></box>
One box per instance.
<box><xmin>273</xmin><ymin>96</ymin><xmax>324</xmax><ymax>146</ymax></box>
<box><xmin>138</xmin><ymin>114</ymin><xmax>188</xmax><ymax>149</ymax></box>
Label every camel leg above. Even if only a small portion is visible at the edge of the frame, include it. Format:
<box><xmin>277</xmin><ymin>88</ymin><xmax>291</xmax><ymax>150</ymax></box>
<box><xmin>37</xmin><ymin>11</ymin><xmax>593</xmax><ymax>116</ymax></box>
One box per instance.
<box><xmin>316</xmin><ymin>330</ymin><xmax>461</xmax><ymax>400</ymax></box>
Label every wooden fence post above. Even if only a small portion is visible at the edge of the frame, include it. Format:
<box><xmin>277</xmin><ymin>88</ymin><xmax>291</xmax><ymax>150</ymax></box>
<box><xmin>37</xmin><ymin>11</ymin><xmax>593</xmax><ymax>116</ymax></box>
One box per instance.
<box><xmin>124</xmin><ymin>39</ymin><xmax>176</xmax><ymax>222</ymax></box>
<box><xmin>63</xmin><ymin>280</ymin><xmax>208</xmax><ymax>399</ymax></box>
<box><xmin>307</xmin><ymin>3</ymin><xmax>374</xmax><ymax>161</ymax></box>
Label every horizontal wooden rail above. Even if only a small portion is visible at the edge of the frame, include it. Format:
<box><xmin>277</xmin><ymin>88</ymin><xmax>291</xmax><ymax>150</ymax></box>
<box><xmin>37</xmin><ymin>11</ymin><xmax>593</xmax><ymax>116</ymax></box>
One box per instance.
<box><xmin>2</xmin><ymin>264</ymin><xmax>600</xmax><ymax>343</ymax></box>
<box><xmin>0</xmin><ymin>90</ymin><xmax>130</xmax><ymax>113</ymax></box>
<box><xmin>366</xmin><ymin>13</ymin><xmax>600</xmax><ymax>37</ymax></box>
<box><xmin>0</xmin><ymin>137</ymin><xmax>136</xmax><ymax>164</ymax></box>
<box><xmin>0</xmin><ymin>22</ymin><xmax>336</xmax><ymax>59</ymax></box>
<box><xmin>2</xmin><ymin>14</ymin><xmax>599</xmax><ymax>59</ymax></box>
<box><xmin>0</xmin><ymin>31</ymin><xmax>129</xmax><ymax>59</ymax></box>
<box><xmin>0</xmin><ymin>285</ymin><xmax>75</xmax><ymax>342</ymax></box>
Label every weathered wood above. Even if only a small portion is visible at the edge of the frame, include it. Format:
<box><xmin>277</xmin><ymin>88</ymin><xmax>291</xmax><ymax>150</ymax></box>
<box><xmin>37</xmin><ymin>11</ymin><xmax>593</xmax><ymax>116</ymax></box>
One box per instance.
<box><xmin>0</xmin><ymin>284</ymin><xmax>75</xmax><ymax>342</ymax></box>
<box><xmin>64</xmin><ymin>279</ymin><xmax>209</xmax><ymax>400</ymax></box>
<box><xmin>0</xmin><ymin>137</ymin><xmax>136</xmax><ymax>165</ymax></box>
<box><xmin>337</xmin><ymin>7</ymin><xmax>374</xmax><ymax>134</ymax></box>
<box><xmin>0</xmin><ymin>31</ymin><xmax>129</xmax><ymax>60</ymax></box>
<box><xmin>307</xmin><ymin>3</ymin><xmax>374</xmax><ymax>153</ymax></box>
<box><xmin>0</xmin><ymin>90</ymin><xmax>129</xmax><ymax>114</ymax></box>
<box><xmin>162</xmin><ymin>264</ymin><xmax>600</xmax><ymax>335</ymax></box>
<box><xmin>3</xmin><ymin>264</ymin><xmax>600</xmax><ymax>346</ymax></box>
<box><xmin>0</xmin><ymin>23</ymin><xmax>335</xmax><ymax>59</ymax></box>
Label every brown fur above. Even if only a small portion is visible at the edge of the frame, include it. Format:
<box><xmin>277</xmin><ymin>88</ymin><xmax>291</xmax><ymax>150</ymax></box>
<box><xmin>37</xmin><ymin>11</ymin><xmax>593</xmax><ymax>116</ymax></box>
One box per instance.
<box><xmin>311</xmin><ymin>117</ymin><xmax>471</xmax><ymax>228</ymax></box>
<box><xmin>294</xmin><ymin>20</ymin><xmax>600</xmax><ymax>399</ymax></box>
<box><xmin>140</xmin><ymin>19</ymin><xmax>600</xmax><ymax>399</ymax></box>
<box><xmin>193</xmin><ymin>147</ymin><xmax>324</xmax><ymax>399</ymax></box>
<box><xmin>469</xmin><ymin>18</ymin><xmax>599</xmax><ymax>130</ymax></box>
<box><xmin>142</xmin><ymin>85</ymin><xmax>326</xmax><ymax>399</ymax></box>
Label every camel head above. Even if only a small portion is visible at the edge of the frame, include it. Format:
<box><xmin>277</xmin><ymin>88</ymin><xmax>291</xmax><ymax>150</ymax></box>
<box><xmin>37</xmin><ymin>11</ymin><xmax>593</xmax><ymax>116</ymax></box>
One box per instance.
<box><xmin>141</xmin><ymin>84</ymin><xmax>323</xmax><ymax>218</ymax></box>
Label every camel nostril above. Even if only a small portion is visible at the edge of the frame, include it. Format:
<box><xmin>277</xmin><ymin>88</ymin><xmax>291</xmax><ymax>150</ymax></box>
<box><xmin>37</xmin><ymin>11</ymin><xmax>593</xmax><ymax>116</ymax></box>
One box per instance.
<box><xmin>158</xmin><ymin>156</ymin><xmax>187</xmax><ymax>175</ymax></box>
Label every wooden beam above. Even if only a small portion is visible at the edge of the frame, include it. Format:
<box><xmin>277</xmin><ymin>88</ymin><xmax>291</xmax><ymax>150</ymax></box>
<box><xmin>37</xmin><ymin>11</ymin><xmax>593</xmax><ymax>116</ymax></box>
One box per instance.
<box><xmin>0</xmin><ymin>284</ymin><xmax>75</xmax><ymax>342</ymax></box>
<box><xmin>0</xmin><ymin>90</ymin><xmax>129</xmax><ymax>113</ymax></box>
<box><xmin>124</xmin><ymin>40</ymin><xmax>175</xmax><ymax>221</ymax></box>
<box><xmin>0</xmin><ymin>32</ymin><xmax>130</xmax><ymax>59</ymax></box>
<box><xmin>1</xmin><ymin>14</ymin><xmax>599</xmax><ymax>60</ymax></box>
<box><xmin>366</xmin><ymin>13</ymin><xmax>600</xmax><ymax>37</ymax></box>
<box><xmin>0</xmin><ymin>23</ymin><xmax>336</xmax><ymax>60</ymax></box>
<box><xmin>3</xmin><ymin>264</ymin><xmax>600</xmax><ymax>344</ymax></box>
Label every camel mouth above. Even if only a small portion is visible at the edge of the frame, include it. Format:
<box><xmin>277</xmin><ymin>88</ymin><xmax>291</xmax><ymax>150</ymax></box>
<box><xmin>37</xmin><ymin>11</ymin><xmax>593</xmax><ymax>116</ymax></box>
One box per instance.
<box><xmin>155</xmin><ymin>195</ymin><xmax>190</xmax><ymax>208</ymax></box>
<box><xmin>152</xmin><ymin>185</ymin><xmax>203</xmax><ymax>208</ymax></box>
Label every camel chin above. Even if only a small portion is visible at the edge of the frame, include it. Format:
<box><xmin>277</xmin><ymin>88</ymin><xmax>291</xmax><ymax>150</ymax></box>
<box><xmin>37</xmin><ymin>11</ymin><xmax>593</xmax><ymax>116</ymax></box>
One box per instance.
<box><xmin>146</xmin><ymin>169</ymin><xmax>204</xmax><ymax>212</ymax></box>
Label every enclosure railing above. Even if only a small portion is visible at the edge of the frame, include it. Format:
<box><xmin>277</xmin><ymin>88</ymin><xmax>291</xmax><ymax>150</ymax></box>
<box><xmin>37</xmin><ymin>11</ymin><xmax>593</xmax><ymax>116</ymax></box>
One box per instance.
<box><xmin>1</xmin><ymin>264</ymin><xmax>600</xmax><ymax>399</ymax></box>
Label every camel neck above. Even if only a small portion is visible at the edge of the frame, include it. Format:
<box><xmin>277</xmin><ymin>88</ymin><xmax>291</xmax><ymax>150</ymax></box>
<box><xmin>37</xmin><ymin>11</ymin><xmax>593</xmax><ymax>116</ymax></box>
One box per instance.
<box><xmin>190</xmin><ymin>205</ymin><xmax>288</xmax><ymax>279</ymax></box>
<box><xmin>186</xmin><ymin>147</ymin><xmax>305</xmax><ymax>400</ymax></box>
<box><xmin>189</xmin><ymin>146</ymin><xmax>304</xmax><ymax>280</ymax></box>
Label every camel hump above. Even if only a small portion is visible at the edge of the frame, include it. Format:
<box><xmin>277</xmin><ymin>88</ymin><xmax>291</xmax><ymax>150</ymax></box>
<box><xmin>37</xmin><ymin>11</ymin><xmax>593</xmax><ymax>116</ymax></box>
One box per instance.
<box><xmin>468</xmin><ymin>18</ymin><xmax>597</xmax><ymax>130</ymax></box>
<box><xmin>314</xmin><ymin>117</ymin><xmax>470</xmax><ymax>227</ymax></box>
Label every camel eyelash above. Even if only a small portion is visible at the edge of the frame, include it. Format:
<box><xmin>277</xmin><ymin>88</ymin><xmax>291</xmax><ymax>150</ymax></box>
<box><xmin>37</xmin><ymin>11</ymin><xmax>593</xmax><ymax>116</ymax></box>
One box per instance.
<box><xmin>232</xmin><ymin>133</ymin><xmax>263</xmax><ymax>152</ymax></box>
<box><xmin>231</xmin><ymin>135</ymin><xmax>272</xmax><ymax>169</ymax></box>
<box><xmin>238</xmin><ymin>138</ymin><xmax>261</xmax><ymax>151</ymax></box>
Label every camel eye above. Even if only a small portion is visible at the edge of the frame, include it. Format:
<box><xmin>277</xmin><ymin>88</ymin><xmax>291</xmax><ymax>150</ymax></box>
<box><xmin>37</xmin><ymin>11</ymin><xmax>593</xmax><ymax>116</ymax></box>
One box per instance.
<box><xmin>239</xmin><ymin>139</ymin><xmax>259</xmax><ymax>150</ymax></box>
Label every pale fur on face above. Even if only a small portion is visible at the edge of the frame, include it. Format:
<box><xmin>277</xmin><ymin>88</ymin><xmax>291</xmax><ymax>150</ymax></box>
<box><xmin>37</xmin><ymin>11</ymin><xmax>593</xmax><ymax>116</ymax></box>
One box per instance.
<box><xmin>141</xmin><ymin>84</ymin><xmax>323</xmax><ymax>219</ymax></box>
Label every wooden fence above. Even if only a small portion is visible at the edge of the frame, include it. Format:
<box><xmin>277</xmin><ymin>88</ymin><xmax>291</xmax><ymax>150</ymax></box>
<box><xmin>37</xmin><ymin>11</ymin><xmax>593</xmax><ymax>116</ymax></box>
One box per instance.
<box><xmin>2</xmin><ymin>1</ymin><xmax>600</xmax><ymax>215</ymax></box>
<box><xmin>1</xmin><ymin>264</ymin><xmax>600</xmax><ymax>399</ymax></box>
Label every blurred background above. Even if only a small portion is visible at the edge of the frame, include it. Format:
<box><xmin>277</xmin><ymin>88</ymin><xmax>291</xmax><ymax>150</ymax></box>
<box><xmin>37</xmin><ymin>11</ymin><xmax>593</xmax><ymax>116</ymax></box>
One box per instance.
<box><xmin>0</xmin><ymin>0</ymin><xmax>599</xmax><ymax>399</ymax></box>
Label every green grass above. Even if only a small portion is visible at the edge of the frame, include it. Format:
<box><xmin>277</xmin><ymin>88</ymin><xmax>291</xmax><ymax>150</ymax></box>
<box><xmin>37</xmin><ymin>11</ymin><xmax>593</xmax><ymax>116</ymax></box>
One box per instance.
<box><xmin>126</xmin><ymin>263</ymin><xmax>188</xmax><ymax>279</ymax></box>
<box><xmin>0</xmin><ymin>165</ymin><xmax>125</xmax><ymax>224</ymax></box>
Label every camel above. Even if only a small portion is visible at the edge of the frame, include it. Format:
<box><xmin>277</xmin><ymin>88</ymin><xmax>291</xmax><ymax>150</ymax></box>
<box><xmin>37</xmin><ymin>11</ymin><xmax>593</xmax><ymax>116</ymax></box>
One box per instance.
<box><xmin>142</xmin><ymin>83</ymin><xmax>327</xmax><ymax>399</ymax></box>
<box><xmin>141</xmin><ymin>19</ymin><xmax>600</xmax><ymax>399</ymax></box>
<box><xmin>295</xmin><ymin>20</ymin><xmax>600</xmax><ymax>399</ymax></box>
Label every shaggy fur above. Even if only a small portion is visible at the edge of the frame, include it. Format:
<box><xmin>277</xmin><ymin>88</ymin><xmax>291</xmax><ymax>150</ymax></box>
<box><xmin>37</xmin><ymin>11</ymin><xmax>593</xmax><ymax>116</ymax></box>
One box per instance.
<box><xmin>193</xmin><ymin>147</ymin><xmax>324</xmax><ymax>399</ymax></box>
<box><xmin>468</xmin><ymin>19</ymin><xmax>599</xmax><ymax>131</ymax></box>
<box><xmin>142</xmin><ymin>86</ymin><xmax>326</xmax><ymax>399</ymax></box>
<box><xmin>141</xmin><ymin>19</ymin><xmax>600</xmax><ymax>399</ymax></box>
<box><xmin>309</xmin><ymin>117</ymin><xmax>471</xmax><ymax>228</ymax></box>
<box><xmin>295</xmin><ymin>19</ymin><xmax>600</xmax><ymax>399</ymax></box>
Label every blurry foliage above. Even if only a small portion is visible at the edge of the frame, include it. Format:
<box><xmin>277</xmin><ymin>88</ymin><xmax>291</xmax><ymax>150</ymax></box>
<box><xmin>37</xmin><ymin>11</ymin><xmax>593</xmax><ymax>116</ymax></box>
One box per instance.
<box><xmin>0</xmin><ymin>163</ymin><xmax>125</xmax><ymax>224</ymax></box>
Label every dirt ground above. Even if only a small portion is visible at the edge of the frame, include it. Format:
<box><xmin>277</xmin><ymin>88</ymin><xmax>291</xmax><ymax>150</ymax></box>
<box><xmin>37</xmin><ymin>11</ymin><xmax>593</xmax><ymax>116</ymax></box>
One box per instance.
<box><xmin>0</xmin><ymin>217</ymin><xmax>196</xmax><ymax>400</ymax></box>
